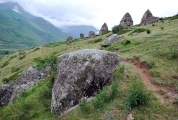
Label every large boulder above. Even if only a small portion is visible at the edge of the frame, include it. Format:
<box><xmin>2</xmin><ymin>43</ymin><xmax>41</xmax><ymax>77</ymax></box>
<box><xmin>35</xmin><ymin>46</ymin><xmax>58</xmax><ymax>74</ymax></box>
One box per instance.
<box><xmin>0</xmin><ymin>66</ymin><xmax>50</xmax><ymax>106</ymax></box>
<box><xmin>120</xmin><ymin>13</ymin><xmax>133</xmax><ymax>27</ymax></box>
<box><xmin>140</xmin><ymin>9</ymin><xmax>159</xmax><ymax>25</ymax></box>
<box><xmin>88</xmin><ymin>31</ymin><xmax>95</xmax><ymax>38</ymax></box>
<box><xmin>99</xmin><ymin>23</ymin><xmax>108</xmax><ymax>35</ymax></box>
<box><xmin>103</xmin><ymin>34</ymin><xmax>124</xmax><ymax>47</ymax></box>
<box><xmin>51</xmin><ymin>49</ymin><xmax>122</xmax><ymax>114</ymax></box>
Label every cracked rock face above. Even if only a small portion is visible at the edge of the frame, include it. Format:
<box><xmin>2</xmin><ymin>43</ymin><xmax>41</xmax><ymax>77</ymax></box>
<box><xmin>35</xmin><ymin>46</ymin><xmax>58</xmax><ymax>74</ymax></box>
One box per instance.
<box><xmin>0</xmin><ymin>66</ymin><xmax>50</xmax><ymax>107</ymax></box>
<box><xmin>51</xmin><ymin>49</ymin><xmax>122</xmax><ymax>114</ymax></box>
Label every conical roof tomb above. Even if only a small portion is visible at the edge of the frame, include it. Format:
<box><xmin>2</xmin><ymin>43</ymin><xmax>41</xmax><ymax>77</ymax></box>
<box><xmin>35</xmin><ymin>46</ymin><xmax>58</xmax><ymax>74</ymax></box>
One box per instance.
<box><xmin>99</xmin><ymin>23</ymin><xmax>108</xmax><ymax>35</ymax></box>
<box><xmin>140</xmin><ymin>9</ymin><xmax>159</xmax><ymax>25</ymax></box>
<box><xmin>120</xmin><ymin>13</ymin><xmax>133</xmax><ymax>27</ymax></box>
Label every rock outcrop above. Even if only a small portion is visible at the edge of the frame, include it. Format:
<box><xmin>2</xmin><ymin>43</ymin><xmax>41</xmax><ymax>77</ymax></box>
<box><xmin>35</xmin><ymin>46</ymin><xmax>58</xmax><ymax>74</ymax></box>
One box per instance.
<box><xmin>140</xmin><ymin>9</ymin><xmax>159</xmax><ymax>25</ymax></box>
<box><xmin>103</xmin><ymin>34</ymin><xmax>123</xmax><ymax>47</ymax></box>
<box><xmin>0</xmin><ymin>66</ymin><xmax>50</xmax><ymax>106</ymax></box>
<box><xmin>99</xmin><ymin>23</ymin><xmax>108</xmax><ymax>35</ymax></box>
<box><xmin>80</xmin><ymin>33</ymin><xmax>84</xmax><ymax>39</ymax></box>
<box><xmin>66</xmin><ymin>36</ymin><xmax>73</xmax><ymax>41</ymax></box>
<box><xmin>51</xmin><ymin>49</ymin><xmax>122</xmax><ymax>114</ymax></box>
<box><xmin>120</xmin><ymin>13</ymin><xmax>133</xmax><ymax>27</ymax></box>
<box><xmin>88</xmin><ymin>31</ymin><xmax>95</xmax><ymax>38</ymax></box>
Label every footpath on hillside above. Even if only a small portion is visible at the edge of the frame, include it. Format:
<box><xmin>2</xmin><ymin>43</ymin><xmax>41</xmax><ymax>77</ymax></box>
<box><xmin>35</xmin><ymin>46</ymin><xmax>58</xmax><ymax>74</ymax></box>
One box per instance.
<box><xmin>124</xmin><ymin>57</ymin><xmax>178</xmax><ymax>104</ymax></box>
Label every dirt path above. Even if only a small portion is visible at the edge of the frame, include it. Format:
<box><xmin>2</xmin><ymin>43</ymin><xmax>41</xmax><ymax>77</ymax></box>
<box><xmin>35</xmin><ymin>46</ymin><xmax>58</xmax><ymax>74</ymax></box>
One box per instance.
<box><xmin>124</xmin><ymin>57</ymin><xmax>178</xmax><ymax>104</ymax></box>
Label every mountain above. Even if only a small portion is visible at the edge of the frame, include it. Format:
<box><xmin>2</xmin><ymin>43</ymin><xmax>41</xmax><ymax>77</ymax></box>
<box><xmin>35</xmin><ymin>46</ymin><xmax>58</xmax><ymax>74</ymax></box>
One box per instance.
<box><xmin>0</xmin><ymin>2</ymin><xmax>68</xmax><ymax>53</ymax></box>
<box><xmin>61</xmin><ymin>25</ymin><xmax>98</xmax><ymax>38</ymax></box>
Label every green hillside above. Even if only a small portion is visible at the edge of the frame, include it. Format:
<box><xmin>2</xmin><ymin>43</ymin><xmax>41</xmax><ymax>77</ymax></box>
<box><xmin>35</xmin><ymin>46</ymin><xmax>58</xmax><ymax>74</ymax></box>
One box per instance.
<box><xmin>0</xmin><ymin>17</ymin><xmax>178</xmax><ymax>119</ymax></box>
<box><xmin>0</xmin><ymin>2</ymin><xmax>68</xmax><ymax>54</ymax></box>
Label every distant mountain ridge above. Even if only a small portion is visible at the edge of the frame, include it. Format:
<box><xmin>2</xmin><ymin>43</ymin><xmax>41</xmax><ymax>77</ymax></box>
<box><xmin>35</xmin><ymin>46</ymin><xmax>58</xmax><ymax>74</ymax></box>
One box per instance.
<box><xmin>0</xmin><ymin>2</ymin><xmax>68</xmax><ymax>52</ymax></box>
<box><xmin>61</xmin><ymin>25</ymin><xmax>98</xmax><ymax>38</ymax></box>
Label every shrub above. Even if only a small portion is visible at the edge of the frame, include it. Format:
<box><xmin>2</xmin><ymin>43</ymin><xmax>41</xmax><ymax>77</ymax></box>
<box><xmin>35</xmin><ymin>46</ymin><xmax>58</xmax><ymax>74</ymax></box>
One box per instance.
<box><xmin>33</xmin><ymin>55</ymin><xmax>57</xmax><ymax>70</ymax></box>
<box><xmin>33</xmin><ymin>47</ymin><xmax>40</xmax><ymax>52</ymax></box>
<box><xmin>19</xmin><ymin>54</ymin><xmax>26</xmax><ymax>60</ymax></box>
<box><xmin>169</xmin><ymin>48</ymin><xmax>178</xmax><ymax>60</ymax></box>
<box><xmin>122</xmin><ymin>40</ymin><xmax>131</xmax><ymax>45</ymax></box>
<box><xmin>8</xmin><ymin>73</ymin><xmax>19</xmax><ymax>82</ymax></box>
<box><xmin>79</xmin><ymin>98</ymin><xmax>90</xmax><ymax>114</ymax></box>
<box><xmin>2</xmin><ymin>78</ymin><xmax>9</xmax><ymax>84</ymax></box>
<box><xmin>93</xmin><ymin>81</ymin><xmax>119</xmax><ymax>110</ymax></box>
<box><xmin>112</xmin><ymin>25</ymin><xmax>123</xmax><ymax>34</ymax></box>
<box><xmin>88</xmin><ymin>38</ymin><xmax>103</xmax><ymax>44</ymax></box>
<box><xmin>129</xmin><ymin>28</ymin><xmax>147</xmax><ymax>35</ymax></box>
<box><xmin>11</xmin><ymin>66</ymin><xmax>21</xmax><ymax>73</ymax></box>
<box><xmin>160</xmin><ymin>27</ymin><xmax>164</xmax><ymax>30</ymax></box>
<box><xmin>114</xmin><ymin>65</ymin><xmax>125</xmax><ymax>80</ymax></box>
<box><xmin>146</xmin><ymin>29</ymin><xmax>151</xmax><ymax>34</ymax></box>
<box><xmin>124</xmin><ymin>79</ymin><xmax>152</xmax><ymax>110</ymax></box>
<box><xmin>1</xmin><ymin>60</ymin><xmax>9</xmax><ymax>68</ymax></box>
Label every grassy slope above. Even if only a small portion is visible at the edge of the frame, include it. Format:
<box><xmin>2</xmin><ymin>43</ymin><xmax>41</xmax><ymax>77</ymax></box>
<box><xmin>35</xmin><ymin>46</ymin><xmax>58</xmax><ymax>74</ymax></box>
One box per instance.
<box><xmin>0</xmin><ymin>9</ymin><xmax>67</xmax><ymax>54</ymax></box>
<box><xmin>0</xmin><ymin>18</ymin><xmax>178</xmax><ymax>119</ymax></box>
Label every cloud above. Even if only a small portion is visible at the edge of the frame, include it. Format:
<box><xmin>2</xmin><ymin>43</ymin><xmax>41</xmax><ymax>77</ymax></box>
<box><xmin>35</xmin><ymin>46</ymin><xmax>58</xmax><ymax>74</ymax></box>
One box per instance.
<box><xmin>0</xmin><ymin>0</ymin><xmax>178</xmax><ymax>29</ymax></box>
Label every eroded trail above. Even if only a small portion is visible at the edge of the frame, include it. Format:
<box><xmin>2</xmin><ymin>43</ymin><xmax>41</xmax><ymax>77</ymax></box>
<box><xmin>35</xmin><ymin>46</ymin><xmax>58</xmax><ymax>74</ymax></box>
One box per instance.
<box><xmin>124</xmin><ymin>57</ymin><xmax>178</xmax><ymax>104</ymax></box>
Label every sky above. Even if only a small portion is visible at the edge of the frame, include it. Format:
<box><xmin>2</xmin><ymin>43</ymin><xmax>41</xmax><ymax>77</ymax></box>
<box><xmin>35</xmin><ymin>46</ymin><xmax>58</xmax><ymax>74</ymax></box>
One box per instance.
<box><xmin>0</xmin><ymin>0</ymin><xmax>178</xmax><ymax>30</ymax></box>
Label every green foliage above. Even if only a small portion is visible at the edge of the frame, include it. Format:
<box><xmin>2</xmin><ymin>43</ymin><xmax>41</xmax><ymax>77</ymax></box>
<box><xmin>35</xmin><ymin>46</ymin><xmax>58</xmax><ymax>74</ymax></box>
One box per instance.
<box><xmin>33</xmin><ymin>47</ymin><xmax>40</xmax><ymax>52</ymax></box>
<box><xmin>146</xmin><ymin>29</ymin><xmax>151</xmax><ymax>34</ymax></box>
<box><xmin>88</xmin><ymin>38</ymin><xmax>103</xmax><ymax>44</ymax></box>
<box><xmin>93</xmin><ymin>82</ymin><xmax>119</xmax><ymax>110</ymax></box>
<box><xmin>112</xmin><ymin>24</ymin><xmax>123</xmax><ymax>34</ymax></box>
<box><xmin>79</xmin><ymin>98</ymin><xmax>90</xmax><ymax>114</ymax></box>
<box><xmin>19</xmin><ymin>54</ymin><xmax>26</xmax><ymax>60</ymax></box>
<box><xmin>169</xmin><ymin>47</ymin><xmax>178</xmax><ymax>60</ymax></box>
<box><xmin>1</xmin><ymin>60</ymin><xmax>9</xmax><ymax>68</ymax></box>
<box><xmin>33</xmin><ymin>55</ymin><xmax>57</xmax><ymax>70</ymax></box>
<box><xmin>124</xmin><ymin>79</ymin><xmax>152</xmax><ymax>110</ymax></box>
<box><xmin>3</xmin><ymin>50</ymin><xmax>9</xmax><ymax>55</ymax></box>
<box><xmin>2</xmin><ymin>78</ymin><xmax>9</xmax><ymax>84</ymax></box>
<box><xmin>8</xmin><ymin>72</ymin><xmax>19</xmax><ymax>82</ymax></box>
<box><xmin>129</xmin><ymin>28</ymin><xmax>147</xmax><ymax>35</ymax></box>
<box><xmin>11</xmin><ymin>66</ymin><xmax>21</xmax><ymax>73</ymax></box>
<box><xmin>114</xmin><ymin>65</ymin><xmax>125</xmax><ymax>80</ymax></box>
<box><xmin>122</xmin><ymin>40</ymin><xmax>131</xmax><ymax>45</ymax></box>
<box><xmin>160</xmin><ymin>27</ymin><xmax>164</xmax><ymax>30</ymax></box>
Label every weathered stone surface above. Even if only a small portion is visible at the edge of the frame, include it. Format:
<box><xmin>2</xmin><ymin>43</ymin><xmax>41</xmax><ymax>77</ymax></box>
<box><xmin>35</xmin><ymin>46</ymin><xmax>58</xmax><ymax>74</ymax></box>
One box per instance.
<box><xmin>51</xmin><ymin>49</ymin><xmax>122</xmax><ymax>114</ymax></box>
<box><xmin>103</xmin><ymin>34</ymin><xmax>123</xmax><ymax>46</ymax></box>
<box><xmin>140</xmin><ymin>9</ymin><xmax>159</xmax><ymax>25</ymax></box>
<box><xmin>88</xmin><ymin>31</ymin><xmax>95</xmax><ymax>38</ymax></box>
<box><xmin>120</xmin><ymin>13</ymin><xmax>133</xmax><ymax>27</ymax></box>
<box><xmin>80</xmin><ymin>33</ymin><xmax>84</xmax><ymax>39</ymax></box>
<box><xmin>0</xmin><ymin>66</ymin><xmax>51</xmax><ymax>106</ymax></box>
<box><xmin>99</xmin><ymin>23</ymin><xmax>108</xmax><ymax>35</ymax></box>
<box><xmin>66</xmin><ymin>36</ymin><xmax>73</xmax><ymax>41</ymax></box>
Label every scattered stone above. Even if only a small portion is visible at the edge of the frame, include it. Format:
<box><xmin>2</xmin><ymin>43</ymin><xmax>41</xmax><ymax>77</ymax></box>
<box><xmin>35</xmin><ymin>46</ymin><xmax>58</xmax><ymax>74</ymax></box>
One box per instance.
<box><xmin>103</xmin><ymin>34</ymin><xmax>123</xmax><ymax>47</ymax></box>
<box><xmin>0</xmin><ymin>66</ymin><xmax>51</xmax><ymax>107</ymax></box>
<box><xmin>99</xmin><ymin>23</ymin><xmax>108</xmax><ymax>35</ymax></box>
<box><xmin>140</xmin><ymin>9</ymin><xmax>159</xmax><ymax>25</ymax></box>
<box><xmin>66</xmin><ymin>36</ymin><xmax>73</xmax><ymax>41</ymax></box>
<box><xmin>80</xmin><ymin>33</ymin><xmax>84</xmax><ymax>39</ymax></box>
<box><xmin>88</xmin><ymin>31</ymin><xmax>95</xmax><ymax>38</ymax></box>
<box><xmin>51</xmin><ymin>49</ymin><xmax>122</xmax><ymax>114</ymax></box>
<box><xmin>120</xmin><ymin>13</ymin><xmax>133</xmax><ymax>27</ymax></box>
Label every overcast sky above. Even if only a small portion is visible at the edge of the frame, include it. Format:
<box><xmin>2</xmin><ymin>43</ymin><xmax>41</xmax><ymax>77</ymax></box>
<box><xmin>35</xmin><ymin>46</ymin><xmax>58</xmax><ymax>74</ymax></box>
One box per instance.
<box><xmin>1</xmin><ymin>0</ymin><xmax>178</xmax><ymax>29</ymax></box>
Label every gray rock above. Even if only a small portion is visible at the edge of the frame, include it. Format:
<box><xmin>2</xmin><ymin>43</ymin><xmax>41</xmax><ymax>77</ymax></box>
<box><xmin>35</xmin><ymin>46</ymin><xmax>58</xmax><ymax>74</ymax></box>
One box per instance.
<box><xmin>140</xmin><ymin>9</ymin><xmax>159</xmax><ymax>25</ymax></box>
<box><xmin>99</xmin><ymin>23</ymin><xmax>108</xmax><ymax>35</ymax></box>
<box><xmin>103</xmin><ymin>34</ymin><xmax>124</xmax><ymax>46</ymax></box>
<box><xmin>0</xmin><ymin>66</ymin><xmax>51</xmax><ymax>106</ymax></box>
<box><xmin>80</xmin><ymin>33</ymin><xmax>84</xmax><ymax>39</ymax></box>
<box><xmin>88</xmin><ymin>31</ymin><xmax>95</xmax><ymax>38</ymax></box>
<box><xmin>51</xmin><ymin>49</ymin><xmax>122</xmax><ymax>114</ymax></box>
<box><xmin>66</xmin><ymin>36</ymin><xmax>73</xmax><ymax>41</ymax></box>
<box><xmin>120</xmin><ymin>13</ymin><xmax>133</xmax><ymax>27</ymax></box>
